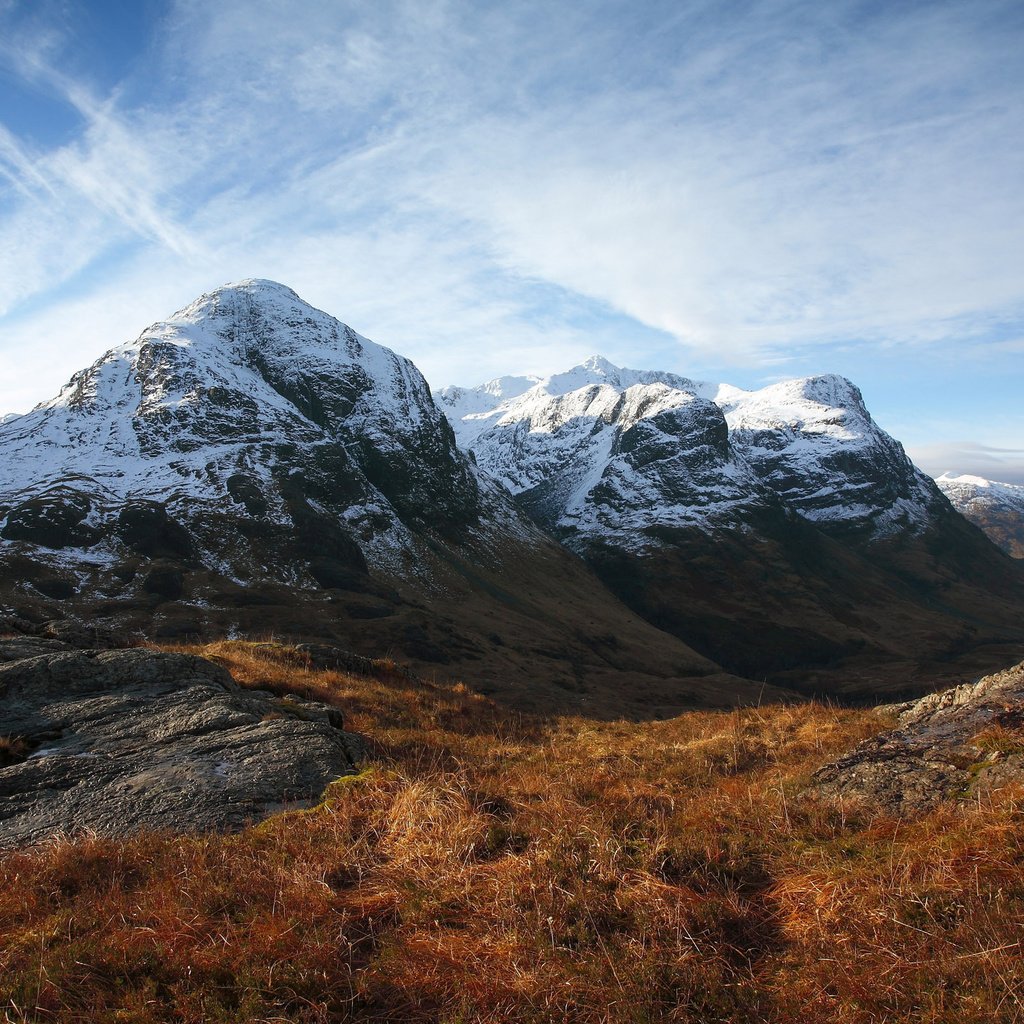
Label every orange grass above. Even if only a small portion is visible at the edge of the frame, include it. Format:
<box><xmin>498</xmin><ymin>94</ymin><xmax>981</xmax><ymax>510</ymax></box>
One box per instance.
<box><xmin>1</xmin><ymin>640</ymin><xmax>1023</xmax><ymax>1022</ymax></box>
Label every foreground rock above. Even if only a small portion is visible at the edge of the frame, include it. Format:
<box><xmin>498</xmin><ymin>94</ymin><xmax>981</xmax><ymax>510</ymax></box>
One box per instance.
<box><xmin>809</xmin><ymin>660</ymin><xmax>1024</xmax><ymax>814</ymax></box>
<box><xmin>0</xmin><ymin>643</ymin><xmax>362</xmax><ymax>848</ymax></box>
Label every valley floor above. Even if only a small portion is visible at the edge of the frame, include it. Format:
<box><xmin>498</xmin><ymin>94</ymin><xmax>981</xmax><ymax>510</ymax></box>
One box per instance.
<box><xmin>2</xmin><ymin>642</ymin><xmax>1024</xmax><ymax>1023</ymax></box>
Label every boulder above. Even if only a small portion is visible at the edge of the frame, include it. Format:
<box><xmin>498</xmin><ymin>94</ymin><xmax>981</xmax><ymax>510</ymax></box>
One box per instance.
<box><xmin>808</xmin><ymin>660</ymin><xmax>1024</xmax><ymax>814</ymax></box>
<box><xmin>0</xmin><ymin>643</ymin><xmax>362</xmax><ymax>847</ymax></box>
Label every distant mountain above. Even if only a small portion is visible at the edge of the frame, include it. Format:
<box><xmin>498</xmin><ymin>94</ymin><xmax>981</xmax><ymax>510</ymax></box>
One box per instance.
<box><xmin>0</xmin><ymin>283</ymin><xmax>760</xmax><ymax>716</ymax></box>
<box><xmin>936</xmin><ymin>474</ymin><xmax>1024</xmax><ymax>558</ymax></box>
<box><xmin>438</xmin><ymin>355</ymin><xmax>935</xmax><ymax>541</ymax></box>
<box><xmin>439</xmin><ymin>357</ymin><xmax>1024</xmax><ymax>693</ymax></box>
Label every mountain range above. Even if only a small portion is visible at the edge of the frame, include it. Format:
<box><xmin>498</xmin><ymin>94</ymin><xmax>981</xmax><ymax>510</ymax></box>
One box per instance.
<box><xmin>936</xmin><ymin>474</ymin><xmax>1024</xmax><ymax>559</ymax></box>
<box><xmin>438</xmin><ymin>359</ymin><xmax>1024</xmax><ymax>693</ymax></box>
<box><xmin>2</xmin><ymin>280</ymin><xmax>1022</xmax><ymax>710</ymax></box>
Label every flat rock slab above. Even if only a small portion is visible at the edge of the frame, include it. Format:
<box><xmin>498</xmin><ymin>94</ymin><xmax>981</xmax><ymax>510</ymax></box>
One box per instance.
<box><xmin>809</xmin><ymin>660</ymin><xmax>1024</xmax><ymax>815</ymax></box>
<box><xmin>0</xmin><ymin>644</ymin><xmax>362</xmax><ymax>847</ymax></box>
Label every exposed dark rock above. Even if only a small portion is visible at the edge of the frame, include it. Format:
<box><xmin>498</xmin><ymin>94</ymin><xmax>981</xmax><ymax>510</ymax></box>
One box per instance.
<box><xmin>807</xmin><ymin>660</ymin><xmax>1024</xmax><ymax>815</ymax></box>
<box><xmin>0</xmin><ymin>643</ymin><xmax>362</xmax><ymax>848</ymax></box>
<box><xmin>0</xmin><ymin>637</ymin><xmax>72</xmax><ymax>662</ymax></box>
<box><xmin>294</xmin><ymin>641</ymin><xmax>415</xmax><ymax>678</ymax></box>
<box><xmin>116</xmin><ymin>501</ymin><xmax>194</xmax><ymax>560</ymax></box>
<box><xmin>32</xmin><ymin>576</ymin><xmax>77</xmax><ymax>600</ymax></box>
<box><xmin>226</xmin><ymin>473</ymin><xmax>269</xmax><ymax>517</ymax></box>
<box><xmin>143</xmin><ymin>565</ymin><xmax>186</xmax><ymax>600</ymax></box>
<box><xmin>39</xmin><ymin>619</ymin><xmax>124</xmax><ymax>649</ymax></box>
<box><xmin>1</xmin><ymin>489</ymin><xmax>99</xmax><ymax>549</ymax></box>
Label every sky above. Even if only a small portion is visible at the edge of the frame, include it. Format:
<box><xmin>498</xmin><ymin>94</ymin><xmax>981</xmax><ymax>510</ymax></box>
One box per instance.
<box><xmin>0</xmin><ymin>0</ymin><xmax>1022</xmax><ymax>483</ymax></box>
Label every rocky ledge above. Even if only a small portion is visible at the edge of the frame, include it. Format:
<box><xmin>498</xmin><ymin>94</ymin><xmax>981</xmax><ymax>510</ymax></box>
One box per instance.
<box><xmin>0</xmin><ymin>641</ymin><xmax>362</xmax><ymax>848</ymax></box>
<box><xmin>809</xmin><ymin>660</ymin><xmax>1024</xmax><ymax>814</ymax></box>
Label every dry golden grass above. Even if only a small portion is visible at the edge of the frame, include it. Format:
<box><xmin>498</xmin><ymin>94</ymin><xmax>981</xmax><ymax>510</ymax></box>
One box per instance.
<box><xmin>2</xmin><ymin>640</ymin><xmax>1024</xmax><ymax>1022</ymax></box>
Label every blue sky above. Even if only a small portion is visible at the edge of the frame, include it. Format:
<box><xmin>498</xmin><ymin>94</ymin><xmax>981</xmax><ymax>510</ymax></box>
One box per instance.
<box><xmin>0</xmin><ymin>0</ymin><xmax>1022</xmax><ymax>482</ymax></box>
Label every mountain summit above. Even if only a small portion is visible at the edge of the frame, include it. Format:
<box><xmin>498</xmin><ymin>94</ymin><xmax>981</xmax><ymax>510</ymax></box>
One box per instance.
<box><xmin>1</xmin><ymin>279</ymin><xmax>478</xmax><ymax>572</ymax></box>
<box><xmin>439</xmin><ymin>358</ymin><xmax>1024</xmax><ymax>691</ymax></box>
<box><xmin>0</xmin><ymin>284</ymin><xmax>761</xmax><ymax>714</ymax></box>
<box><xmin>437</xmin><ymin>358</ymin><xmax>935</xmax><ymax>543</ymax></box>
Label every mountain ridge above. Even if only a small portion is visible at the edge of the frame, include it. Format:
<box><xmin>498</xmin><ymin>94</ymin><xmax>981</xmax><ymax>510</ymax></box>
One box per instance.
<box><xmin>438</xmin><ymin>356</ymin><xmax>1024</xmax><ymax>689</ymax></box>
<box><xmin>936</xmin><ymin>473</ymin><xmax>1024</xmax><ymax>558</ymax></box>
<box><xmin>0</xmin><ymin>282</ymin><xmax>770</xmax><ymax>717</ymax></box>
<box><xmin>1</xmin><ymin>288</ymin><xmax>1021</xmax><ymax>708</ymax></box>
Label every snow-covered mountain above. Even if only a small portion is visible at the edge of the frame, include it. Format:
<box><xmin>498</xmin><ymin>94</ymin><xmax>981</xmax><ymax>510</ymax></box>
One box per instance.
<box><xmin>1</xmin><ymin>295</ymin><xmax>1021</xmax><ymax>702</ymax></box>
<box><xmin>438</xmin><ymin>357</ymin><xmax>1024</xmax><ymax>684</ymax></box>
<box><xmin>0</xmin><ymin>283</ymin><xmax>760</xmax><ymax>714</ymax></box>
<box><xmin>0</xmin><ymin>279</ymin><xmax>484</xmax><ymax>586</ymax></box>
<box><xmin>437</xmin><ymin>356</ymin><xmax>940</xmax><ymax>549</ymax></box>
<box><xmin>936</xmin><ymin>474</ymin><xmax>1024</xmax><ymax>558</ymax></box>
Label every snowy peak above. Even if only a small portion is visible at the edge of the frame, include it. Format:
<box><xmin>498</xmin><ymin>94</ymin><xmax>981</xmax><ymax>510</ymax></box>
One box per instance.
<box><xmin>29</xmin><ymin>277</ymin><xmax>439</xmax><ymax>464</ymax></box>
<box><xmin>936</xmin><ymin>474</ymin><xmax>1024</xmax><ymax>558</ymax></box>
<box><xmin>537</xmin><ymin>355</ymin><xmax>700</xmax><ymax>399</ymax></box>
<box><xmin>0</xmin><ymin>280</ymin><xmax>484</xmax><ymax>589</ymax></box>
<box><xmin>717</xmin><ymin>374</ymin><xmax>869</xmax><ymax>436</ymax></box>
<box><xmin>435</xmin><ymin>374</ymin><xmax>541</xmax><ymax>423</ymax></box>
<box><xmin>436</xmin><ymin>356</ymin><xmax>704</xmax><ymax>450</ymax></box>
<box><xmin>439</xmin><ymin>358</ymin><xmax>941</xmax><ymax>547</ymax></box>
<box><xmin>480</xmin><ymin>374</ymin><xmax>543</xmax><ymax>401</ymax></box>
<box><xmin>542</xmin><ymin>355</ymin><xmax>631</xmax><ymax>396</ymax></box>
<box><xmin>936</xmin><ymin>473</ymin><xmax>1024</xmax><ymax>500</ymax></box>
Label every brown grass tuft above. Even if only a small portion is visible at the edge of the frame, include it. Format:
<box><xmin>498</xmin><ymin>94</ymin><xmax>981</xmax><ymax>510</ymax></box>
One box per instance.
<box><xmin>0</xmin><ymin>735</ymin><xmax>31</xmax><ymax>767</ymax></box>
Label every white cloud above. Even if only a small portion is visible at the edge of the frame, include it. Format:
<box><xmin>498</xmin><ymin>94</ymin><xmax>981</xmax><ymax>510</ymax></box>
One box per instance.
<box><xmin>406</xmin><ymin>7</ymin><xmax>1024</xmax><ymax>357</ymax></box>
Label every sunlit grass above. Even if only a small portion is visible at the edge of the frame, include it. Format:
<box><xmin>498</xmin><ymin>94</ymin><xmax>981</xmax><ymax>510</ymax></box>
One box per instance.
<box><xmin>1</xmin><ymin>640</ymin><xmax>1022</xmax><ymax>1022</ymax></box>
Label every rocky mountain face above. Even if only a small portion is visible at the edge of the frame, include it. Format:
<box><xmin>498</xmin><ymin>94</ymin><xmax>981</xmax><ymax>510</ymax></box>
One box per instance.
<box><xmin>3</xmin><ymin>284</ymin><xmax>1021</xmax><ymax>708</ymax></box>
<box><xmin>0</xmin><ymin>279</ymin><xmax>478</xmax><ymax>589</ymax></box>
<box><xmin>438</xmin><ymin>356</ymin><xmax>937</xmax><ymax>543</ymax></box>
<box><xmin>0</xmin><ymin>283</ymin><xmax>762</xmax><ymax>716</ymax></box>
<box><xmin>935</xmin><ymin>474</ymin><xmax>1024</xmax><ymax>558</ymax></box>
<box><xmin>439</xmin><ymin>358</ymin><xmax>1024</xmax><ymax>692</ymax></box>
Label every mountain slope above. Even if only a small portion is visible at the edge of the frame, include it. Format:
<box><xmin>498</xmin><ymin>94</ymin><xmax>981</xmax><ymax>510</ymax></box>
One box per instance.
<box><xmin>439</xmin><ymin>358</ymin><xmax>1024</xmax><ymax>693</ymax></box>
<box><xmin>935</xmin><ymin>474</ymin><xmax>1024</xmax><ymax>558</ymax></box>
<box><xmin>0</xmin><ymin>284</ymin><xmax>776</xmax><ymax>716</ymax></box>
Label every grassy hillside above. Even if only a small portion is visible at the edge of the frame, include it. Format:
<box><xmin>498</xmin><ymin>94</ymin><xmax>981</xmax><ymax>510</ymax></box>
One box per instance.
<box><xmin>2</xmin><ymin>641</ymin><xmax>1023</xmax><ymax>1023</ymax></box>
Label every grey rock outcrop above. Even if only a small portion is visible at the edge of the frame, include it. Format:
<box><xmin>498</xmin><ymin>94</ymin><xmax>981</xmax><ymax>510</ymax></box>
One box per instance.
<box><xmin>809</xmin><ymin>660</ymin><xmax>1024</xmax><ymax>814</ymax></box>
<box><xmin>0</xmin><ymin>643</ymin><xmax>362</xmax><ymax>847</ymax></box>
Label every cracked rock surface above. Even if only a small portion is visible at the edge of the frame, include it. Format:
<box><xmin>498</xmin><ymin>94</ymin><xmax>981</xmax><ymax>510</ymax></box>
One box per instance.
<box><xmin>809</xmin><ymin>660</ymin><xmax>1024</xmax><ymax>814</ymax></box>
<box><xmin>0</xmin><ymin>641</ymin><xmax>362</xmax><ymax>847</ymax></box>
